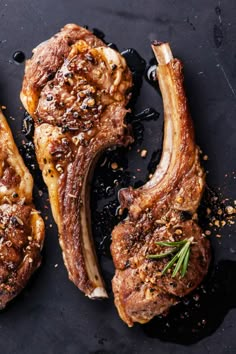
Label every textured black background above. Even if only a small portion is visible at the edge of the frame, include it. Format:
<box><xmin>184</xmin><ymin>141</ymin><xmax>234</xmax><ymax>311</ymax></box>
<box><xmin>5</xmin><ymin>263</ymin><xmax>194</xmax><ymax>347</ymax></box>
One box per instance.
<box><xmin>0</xmin><ymin>0</ymin><xmax>236</xmax><ymax>353</ymax></box>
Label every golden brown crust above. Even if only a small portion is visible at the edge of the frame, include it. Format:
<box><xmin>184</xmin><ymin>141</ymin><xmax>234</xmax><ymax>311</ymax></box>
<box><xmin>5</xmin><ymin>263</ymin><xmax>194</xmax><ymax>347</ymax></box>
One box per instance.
<box><xmin>21</xmin><ymin>24</ymin><xmax>133</xmax><ymax>298</ymax></box>
<box><xmin>110</xmin><ymin>43</ymin><xmax>210</xmax><ymax>326</ymax></box>
<box><xmin>21</xmin><ymin>24</ymin><xmax>105</xmax><ymax>117</ymax></box>
<box><xmin>0</xmin><ymin>109</ymin><xmax>44</xmax><ymax>308</ymax></box>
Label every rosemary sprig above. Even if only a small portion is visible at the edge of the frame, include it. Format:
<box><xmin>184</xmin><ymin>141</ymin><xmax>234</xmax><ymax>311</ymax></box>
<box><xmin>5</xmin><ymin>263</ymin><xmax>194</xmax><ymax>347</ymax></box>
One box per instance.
<box><xmin>147</xmin><ymin>237</ymin><xmax>193</xmax><ymax>278</ymax></box>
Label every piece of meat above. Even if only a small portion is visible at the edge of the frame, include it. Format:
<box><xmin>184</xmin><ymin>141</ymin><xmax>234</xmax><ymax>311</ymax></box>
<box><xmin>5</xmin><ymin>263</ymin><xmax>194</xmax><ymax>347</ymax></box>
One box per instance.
<box><xmin>0</xmin><ymin>109</ymin><xmax>44</xmax><ymax>308</ymax></box>
<box><xmin>20</xmin><ymin>24</ymin><xmax>133</xmax><ymax>298</ymax></box>
<box><xmin>111</xmin><ymin>42</ymin><xmax>211</xmax><ymax>326</ymax></box>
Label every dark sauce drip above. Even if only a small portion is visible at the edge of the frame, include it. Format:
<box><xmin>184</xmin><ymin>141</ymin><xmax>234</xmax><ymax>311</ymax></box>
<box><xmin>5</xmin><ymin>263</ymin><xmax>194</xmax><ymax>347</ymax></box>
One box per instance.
<box><xmin>21</xmin><ymin>112</ymin><xmax>46</xmax><ymax>191</ymax></box>
<box><xmin>12</xmin><ymin>51</ymin><xmax>25</xmax><ymax>64</ymax></box>
<box><xmin>92</xmin><ymin>107</ymin><xmax>160</xmax><ymax>259</ymax></box>
<box><xmin>121</xmin><ymin>48</ymin><xmax>146</xmax><ymax>106</ymax></box>
<box><xmin>126</xmin><ymin>107</ymin><xmax>160</xmax><ymax>145</ymax></box>
<box><xmin>92</xmin><ymin>148</ymin><xmax>131</xmax><ymax>259</ymax></box>
<box><xmin>145</xmin><ymin>57</ymin><xmax>161</xmax><ymax>95</ymax></box>
<box><xmin>147</xmin><ymin>149</ymin><xmax>162</xmax><ymax>175</ymax></box>
<box><xmin>92</xmin><ymin>28</ymin><xmax>105</xmax><ymax>40</ymax></box>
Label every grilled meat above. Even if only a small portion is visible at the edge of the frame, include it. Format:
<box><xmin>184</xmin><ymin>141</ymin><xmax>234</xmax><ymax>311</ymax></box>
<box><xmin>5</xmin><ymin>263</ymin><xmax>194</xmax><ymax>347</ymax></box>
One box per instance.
<box><xmin>111</xmin><ymin>42</ymin><xmax>211</xmax><ymax>326</ymax></box>
<box><xmin>0</xmin><ymin>109</ymin><xmax>44</xmax><ymax>308</ymax></box>
<box><xmin>20</xmin><ymin>24</ymin><xmax>133</xmax><ymax>298</ymax></box>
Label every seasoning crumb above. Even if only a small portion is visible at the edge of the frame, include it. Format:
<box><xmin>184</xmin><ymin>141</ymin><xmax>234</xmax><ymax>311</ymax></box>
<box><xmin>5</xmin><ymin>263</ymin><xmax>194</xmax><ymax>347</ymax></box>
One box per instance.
<box><xmin>205</xmin><ymin>230</ymin><xmax>211</xmax><ymax>236</ymax></box>
<box><xmin>214</xmin><ymin>220</ymin><xmax>220</xmax><ymax>227</ymax></box>
<box><xmin>149</xmin><ymin>174</ymin><xmax>153</xmax><ymax>179</ymax></box>
<box><xmin>1</xmin><ymin>105</ymin><xmax>6</xmax><ymax>110</ymax></box>
<box><xmin>216</xmin><ymin>234</ymin><xmax>221</xmax><ymax>238</ymax></box>
<box><xmin>38</xmin><ymin>190</ymin><xmax>43</xmax><ymax>197</ymax></box>
<box><xmin>118</xmin><ymin>208</ymin><xmax>123</xmax><ymax>216</ymax></box>
<box><xmin>206</xmin><ymin>208</ymin><xmax>211</xmax><ymax>215</ymax></box>
<box><xmin>111</xmin><ymin>162</ymin><xmax>118</xmax><ymax>170</ymax></box>
<box><xmin>225</xmin><ymin>206</ymin><xmax>235</xmax><ymax>215</ymax></box>
<box><xmin>176</xmin><ymin>196</ymin><xmax>184</xmax><ymax>204</ymax></box>
<box><xmin>140</xmin><ymin>149</ymin><xmax>148</xmax><ymax>158</ymax></box>
<box><xmin>175</xmin><ymin>229</ymin><xmax>183</xmax><ymax>235</ymax></box>
<box><xmin>203</xmin><ymin>155</ymin><xmax>208</xmax><ymax>161</ymax></box>
<box><xmin>54</xmin><ymin>264</ymin><xmax>58</xmax><ymax>268</ymax></box>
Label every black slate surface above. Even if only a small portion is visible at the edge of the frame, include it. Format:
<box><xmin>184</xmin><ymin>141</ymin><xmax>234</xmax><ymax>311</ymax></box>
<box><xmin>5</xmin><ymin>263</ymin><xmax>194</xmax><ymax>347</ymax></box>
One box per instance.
<box><xmin>0</xmin><ymin>0</ymin><xmax>236</xmax><ymax>353</ymax></box>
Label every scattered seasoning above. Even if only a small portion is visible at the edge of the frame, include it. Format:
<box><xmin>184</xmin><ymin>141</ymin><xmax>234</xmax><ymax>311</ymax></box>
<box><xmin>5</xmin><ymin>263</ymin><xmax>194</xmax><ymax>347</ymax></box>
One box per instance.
<box><xmin>203</xmin><ymin>155</ymin><xmax>208</xmax><ymax>161</ymax></box>
<box><xmin>198</xmin><ymin>185</ymin><xmax>236</xmax><ymax>240</ymax></box>
<box><xmin>225</xmin><ymin>206</ymin><xmax>235</xmax><ymax>215</ymax></box>
<box><xmin>1</xmin><ymin>105</ymin><xmax>6</xmax><ymax>110</ymax></box>
<box><xmin>140</xmin><ymin>149</ymin><xmax>148</xmax><ymax>158</ymax></box>
<box><xmin>111</xmin><ymin>162</ymin><xmax>118</xmax><ymax>170</ymax></box>
<box><xmin>54</xmin><ymin>264</ymin><xmax>58</xmax><ymax>268</ymax></box>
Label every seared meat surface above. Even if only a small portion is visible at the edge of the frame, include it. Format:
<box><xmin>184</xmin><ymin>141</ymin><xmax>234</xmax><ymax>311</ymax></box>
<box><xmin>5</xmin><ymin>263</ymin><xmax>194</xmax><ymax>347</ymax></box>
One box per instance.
<box><xmin>21</xmin><ymin>24</ymin><xmax>133</xmax><ymax>298</ymax></box>
<box><xmin>111</xmin><ymin>43</ymin><xmax>211</xmax><ymax>326</ymax></box>
<box><xmin>0</xmin><ymin>109</ymin><xmax>44</xmax><ymax>308</ymax></box>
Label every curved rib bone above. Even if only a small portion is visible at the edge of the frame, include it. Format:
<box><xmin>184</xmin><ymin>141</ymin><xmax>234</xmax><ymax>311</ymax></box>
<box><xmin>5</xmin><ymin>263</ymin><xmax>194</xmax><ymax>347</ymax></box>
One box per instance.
<box><xmin>111</xmin><ymin>42</ymin><xmax>210</xmax><ymax>326</ymax></box>
<box><xmin>21</xmin><ymin>24</ymin><xmax>133</xmax><ymax>298</ymax></box>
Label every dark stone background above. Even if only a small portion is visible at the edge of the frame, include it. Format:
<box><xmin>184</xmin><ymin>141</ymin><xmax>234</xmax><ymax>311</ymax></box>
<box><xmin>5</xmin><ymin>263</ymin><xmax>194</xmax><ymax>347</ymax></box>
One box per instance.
<box><xmin>0</xmin><ymin>0</ymin><xmax>235</xmax><ymax>353</ymax></box>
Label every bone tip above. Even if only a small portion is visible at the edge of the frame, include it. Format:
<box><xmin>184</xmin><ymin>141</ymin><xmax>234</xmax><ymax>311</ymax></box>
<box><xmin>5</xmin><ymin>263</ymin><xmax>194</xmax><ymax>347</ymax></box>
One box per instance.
<box><xmin>88</xmin><ymin>287</ymin><xmax>108</xmax><ymax>299</ymax></box>
<box><xmin>151</xmin><ymin>41</ymin><xmax>173</xmax><ymax>65</ymax></box>
<box><xmin>151</xmin><ymin>40</ymin><xmax>165</xmax><ymax>47</ymax></box>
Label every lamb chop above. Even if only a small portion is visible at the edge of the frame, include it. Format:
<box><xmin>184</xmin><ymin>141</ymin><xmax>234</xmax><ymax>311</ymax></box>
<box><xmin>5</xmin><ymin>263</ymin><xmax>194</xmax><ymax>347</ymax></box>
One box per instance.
<box><xmin>111</xmin><ymin>42</ymin><xmax>211</xmax><ymax>326</ymax></box>
<box><xmin>0</xmin><ymin>109</ymin><xmax>44</xmax><ymax>308</ymax></box>
<box><xmin>20</xmin><ymin>24</ymin><xmax>133</xmax><ymax>298</ymax></box>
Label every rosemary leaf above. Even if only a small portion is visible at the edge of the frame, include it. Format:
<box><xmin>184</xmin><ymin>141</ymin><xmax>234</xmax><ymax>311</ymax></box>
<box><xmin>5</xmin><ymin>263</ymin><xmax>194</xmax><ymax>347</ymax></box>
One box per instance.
<box><xmin>147</xmin><ymin>248</ymin><xmax>177</xmax><ymax>259</ymax></box>
<box><xmin>172</xmin><ymin>241</ymin><xmax>190</xmax><ymax>277</ymax></box>
<box><xmin>181</xmin><ymin>247</ymin><xmax>190</xmax><ymax>277</ymax></box>
<box><xmin>161</xmin><ymin>252</ymin><xmax>180</xmax><ymax>275</ymax></box>
<box><xmin>155</xmin><ymin>240</ymin><xmax>187</xmax><ymax>247</ymax></box>
<box><xmin>147</xmin><ymin>237</ymin><xmax>193</xmax><ymax>278</ymax></box>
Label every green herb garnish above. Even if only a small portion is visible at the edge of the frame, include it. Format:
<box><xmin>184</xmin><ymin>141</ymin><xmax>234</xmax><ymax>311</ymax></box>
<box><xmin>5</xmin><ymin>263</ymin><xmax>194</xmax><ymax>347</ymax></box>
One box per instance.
<box><xmin>147</xmin><ymin>237</ymin><xmax>193</xmax><ymax>278</ymax></box>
